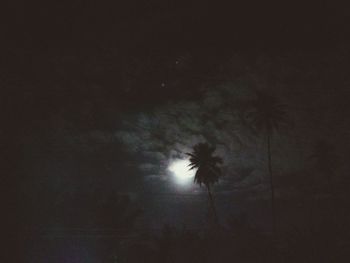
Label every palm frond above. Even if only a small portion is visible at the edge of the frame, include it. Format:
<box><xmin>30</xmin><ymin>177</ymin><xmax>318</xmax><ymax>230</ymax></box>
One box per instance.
<box><xmin>187</xmin><ymin>142</ymin><xmax>223</xmax><ymax>187</ymax></box>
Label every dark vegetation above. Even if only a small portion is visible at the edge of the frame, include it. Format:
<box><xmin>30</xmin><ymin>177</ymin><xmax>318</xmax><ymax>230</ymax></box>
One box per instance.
<box><xmin>16</xmin><ymin>89</ymin><xmax>349</xmax><ymax>262</ymax></box>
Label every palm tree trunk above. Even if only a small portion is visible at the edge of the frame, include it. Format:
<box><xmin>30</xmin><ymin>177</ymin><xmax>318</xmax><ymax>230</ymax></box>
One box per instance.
<box><xmin>267</xmin><ymin>133</ymin><xmax>276</xmax><ymax>235</ymax></box>
<box><xmin>206</xmin><ymin>184</ymin><xmax>218</xmax><ymax>226</ymax></box>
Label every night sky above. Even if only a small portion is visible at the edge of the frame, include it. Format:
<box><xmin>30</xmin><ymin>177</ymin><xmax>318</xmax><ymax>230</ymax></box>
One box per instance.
<box><xmin>2</xmin><ymin>1</ymin><xmax>350</xmax><ymax>261</ymax></box>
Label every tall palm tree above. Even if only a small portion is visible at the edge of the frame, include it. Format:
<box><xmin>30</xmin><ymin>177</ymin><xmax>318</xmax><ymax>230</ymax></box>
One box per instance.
<box><xmin>247</xmin><ymin>91</ymin><xmax>288</xmax><ymax>234</ymax></box>
<box><xmin>187</xmin><ymin>143</ymin><xmax>223</xmax><ymax>225</ymax></box>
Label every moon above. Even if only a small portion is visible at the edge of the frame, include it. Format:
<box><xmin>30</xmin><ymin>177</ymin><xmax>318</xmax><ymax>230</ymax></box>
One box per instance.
<box><xmin>168</xmin><ymin>159</ymin><xmax>196</xmax><ymax>185</ymax></box>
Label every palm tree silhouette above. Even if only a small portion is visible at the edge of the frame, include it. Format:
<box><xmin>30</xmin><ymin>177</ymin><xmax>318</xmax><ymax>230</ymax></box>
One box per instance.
<box><xmin>187</xmin><ymin>143</ymin><xmax>223</xmax><ymax>225</ymax></box>
<box><xmin>310</xmin><ymin>140</ymin><xmax>337</xmax><ymax>194</ymax></box>
<box><xmin>247</xmin><ymin>91</ymin><xmax>288</xmax><ymax>234</ymax></box>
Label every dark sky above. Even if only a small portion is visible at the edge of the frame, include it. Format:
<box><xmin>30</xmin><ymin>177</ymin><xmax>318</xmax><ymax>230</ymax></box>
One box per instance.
<box><xmin>3</xmin><ymin>1</ymin><xmax>350</xmax><ymax>232</ymax></box>
<box><xmin>3</xmin><ymin>1</ymin><xmax>349</xmax><ymax>47</ymax></box>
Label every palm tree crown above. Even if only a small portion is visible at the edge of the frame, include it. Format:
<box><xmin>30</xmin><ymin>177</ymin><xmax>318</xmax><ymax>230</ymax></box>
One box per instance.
<box><xmin>187</xmin><ymin>142</ymin><xmax>223</xmax><ymax>225</ymax></box>
<box><xmin>248</xmin><ymin>91</ymin><xmax>288</xmax><ymax>134</ymax></box>
<box><xmin>187</xmin><ymin>143</ymin><xmax>223</xmax><ymax>187</ymax></box>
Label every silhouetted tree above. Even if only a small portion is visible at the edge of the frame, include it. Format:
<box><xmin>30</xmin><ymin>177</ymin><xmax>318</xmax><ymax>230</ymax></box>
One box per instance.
<box><xmin>247</xmin><ymin>91</ymin><xmax>288</xmax><ymax>234</ymax></box>
<box><xmin>187</xmin><ymin>143</ymin><xmax>223</xmax><ymax>225</ymax></box>
<box><xmin>156</xmin><ymin>225</ymin><xmax>177</xmax><ymax>263</ymax></box>
<box><xmin>227</xmin><ymin>214</ymin><xmax>270</xmax><ymax>261</ymax></box>
<box><xmin>310</xmin><ymin>139</ymin><xmax>338</xmax><ymax>193</ymax></box>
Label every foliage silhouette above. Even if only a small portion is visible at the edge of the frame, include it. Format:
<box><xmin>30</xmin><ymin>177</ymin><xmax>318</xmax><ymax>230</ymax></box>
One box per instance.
<box><xmin>246</xmin><ymin>90</ymin><xmax>288</xmax><ymax>234</ymax></box>
<box><xmin>187</xmin><ymin>143</ymin><xmax>223</xmax><ymax>225</ymax></box>
<box><xmin>310</xmin><ymin>139</ymin><xmax>338</xmax><ymax>192</ymax></box>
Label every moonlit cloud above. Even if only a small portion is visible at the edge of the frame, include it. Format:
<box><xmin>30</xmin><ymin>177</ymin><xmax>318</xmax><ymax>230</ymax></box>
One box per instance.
<box><xmin>115</xmin><ymin>84</ymin><xmax>266</xmax><ymax>192</ymax></box>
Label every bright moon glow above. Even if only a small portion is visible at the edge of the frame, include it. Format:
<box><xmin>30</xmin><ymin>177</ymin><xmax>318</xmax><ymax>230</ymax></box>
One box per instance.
<box><xmin>168</xmin><ymin>159</ymin><xmax>196</xmax><ymax>185</ymax></box>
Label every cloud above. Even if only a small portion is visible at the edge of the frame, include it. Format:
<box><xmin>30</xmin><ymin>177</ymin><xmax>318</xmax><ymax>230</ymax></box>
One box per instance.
<box><xmin>115</xmin><ymin>83</ymin><xmax>262</xmax><ymax>191</ymax></box>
